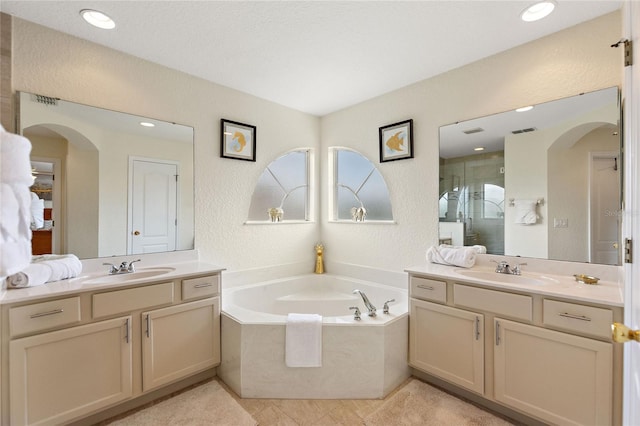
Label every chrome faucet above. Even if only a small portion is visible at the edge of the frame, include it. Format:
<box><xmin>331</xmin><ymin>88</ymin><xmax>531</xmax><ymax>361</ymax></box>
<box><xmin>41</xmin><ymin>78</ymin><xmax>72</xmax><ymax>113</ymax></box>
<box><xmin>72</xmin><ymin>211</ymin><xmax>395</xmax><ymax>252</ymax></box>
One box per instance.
<box><xmin>353</xmin><ymin>289</ymin><xmax>376</xmax><ymax>317</ymax></box>
<box><xmin>491</xmin><ymin>259</ymin><xmax>526</xmax><ymax>275</ymax></box>
<box><xmin>103</xmin><ymin>259</ymin><xmax>141</xmax><ymax>275</ymax></box>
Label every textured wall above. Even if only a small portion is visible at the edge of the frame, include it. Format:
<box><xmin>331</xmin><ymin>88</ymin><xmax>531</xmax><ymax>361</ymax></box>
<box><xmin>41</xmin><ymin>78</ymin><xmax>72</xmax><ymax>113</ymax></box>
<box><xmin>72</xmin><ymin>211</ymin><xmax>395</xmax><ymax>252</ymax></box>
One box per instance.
<box><xmin>320</xmin><ymin>11</ymin><xmax>622</xmax><ymax>273</ymax></box>
<box><xmin>11</xmin><ymin>17</ymin><xmax>321</xmax><ymax>271</ymax></box>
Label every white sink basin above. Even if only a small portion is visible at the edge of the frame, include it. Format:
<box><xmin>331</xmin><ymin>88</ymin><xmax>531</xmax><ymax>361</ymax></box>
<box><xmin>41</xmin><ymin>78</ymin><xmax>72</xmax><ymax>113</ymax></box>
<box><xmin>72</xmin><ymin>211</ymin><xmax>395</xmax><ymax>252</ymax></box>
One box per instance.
<box><xmin>83</xmin><ymin>267</ymin><xmax>175</xmax><ymax>285</ymax></box>
<box><xmin>455</xmin><ymin>269</ymin><xmax>557</xmax><ymax>286</ymax></box>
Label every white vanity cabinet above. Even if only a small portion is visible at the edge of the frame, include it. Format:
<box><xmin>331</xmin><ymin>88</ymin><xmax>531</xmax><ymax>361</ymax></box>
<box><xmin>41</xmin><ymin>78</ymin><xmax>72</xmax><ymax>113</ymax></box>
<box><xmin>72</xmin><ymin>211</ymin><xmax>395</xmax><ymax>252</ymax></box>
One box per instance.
<box><xmin>408</xmin><ymin>272</ymin><xmax>622</xmax><ymax>426</ymax></box>
<box><xmin>142</xmin><ymin>297</ymin><xmax>220</xmax><ymax>391</ymax></box>
<box><xmin>494</xmin><ymin>318</ymin><xmax>613</xmax><ymax>425</ymax></box>
<box><xmin>410</xmin><ymin>299</ymin><xmax>484</xmax><ymax>394</ymax></box>
<box><xmin>0</xmin><ymin>268</ymin><xmax>222</xmax><ymax>426</ymax></box>
<box><xmin>9</xmin><ymin>316</ymin><xmax>133</xmax><ymax>425</ymax></box>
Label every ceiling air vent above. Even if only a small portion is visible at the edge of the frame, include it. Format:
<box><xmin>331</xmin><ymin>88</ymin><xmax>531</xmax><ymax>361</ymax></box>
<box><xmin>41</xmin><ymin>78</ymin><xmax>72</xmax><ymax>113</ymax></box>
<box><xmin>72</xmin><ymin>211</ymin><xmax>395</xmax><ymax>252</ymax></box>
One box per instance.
<box><xmin>33</xmin><ymin>94</ymin><xmax>58</xmax><ymax>106</ymax></box>
<box><xmin>463</xmin><ymin>127</ymin><xmax>484</xmax><ymax>135</ymax></box>
<box><xmin>511</xmin><ymin>127</ymin><xmax>537</xmax><ymax>134</ymax></box>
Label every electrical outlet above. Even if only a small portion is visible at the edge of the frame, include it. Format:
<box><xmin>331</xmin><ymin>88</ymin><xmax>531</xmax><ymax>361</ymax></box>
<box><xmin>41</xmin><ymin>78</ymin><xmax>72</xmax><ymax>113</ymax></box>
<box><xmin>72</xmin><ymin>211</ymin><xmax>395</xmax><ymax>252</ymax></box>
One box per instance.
<box><xmin>553</xmin><ymin>218</ymin><xmax>568</xmax><ymax>228</ymax></box>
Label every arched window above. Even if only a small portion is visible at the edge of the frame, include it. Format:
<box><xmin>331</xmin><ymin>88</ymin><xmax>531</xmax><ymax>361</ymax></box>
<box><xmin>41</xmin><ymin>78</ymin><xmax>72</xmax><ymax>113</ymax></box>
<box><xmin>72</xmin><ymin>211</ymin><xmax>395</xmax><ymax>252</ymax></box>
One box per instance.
<box><xmin>247</xmin><ymin>149</ymin><xmax>312</xmax><ymax>222</ymax></box>
<box><xmin>329</xmin><ymin>148</ymin><xmax>393</xmax><ymax>222</ymax></box>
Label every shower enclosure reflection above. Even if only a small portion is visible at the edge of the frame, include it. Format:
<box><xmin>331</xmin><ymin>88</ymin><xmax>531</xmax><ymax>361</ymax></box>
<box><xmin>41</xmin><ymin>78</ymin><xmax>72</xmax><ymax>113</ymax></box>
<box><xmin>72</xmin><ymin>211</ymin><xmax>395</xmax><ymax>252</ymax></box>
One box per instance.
<box><xmin>439</xmin><ymin>86</ymin><xmax>621</xmax><ymax>265</ymax></box>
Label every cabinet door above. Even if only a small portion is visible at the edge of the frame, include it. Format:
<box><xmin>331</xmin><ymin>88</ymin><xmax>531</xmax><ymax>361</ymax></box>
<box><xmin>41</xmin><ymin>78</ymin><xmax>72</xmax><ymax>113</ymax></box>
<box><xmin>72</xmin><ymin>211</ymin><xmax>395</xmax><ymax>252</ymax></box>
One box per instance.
<box><xmin>142</xmin><ymin>297</ymin><xmax>220</xmax><ymax>391</ymax></box>
<box><xmin>10</xmin><ymin>316</ymin><xmax>133</xmax><ymax>425</ymax></box>
<box><xmin>410</xmin><ymin>299</ymin><xmax>484</xmax><ymax>394</ymax></box>
<box><xmin>494</xmin><ymin>318</ymin><xmax>613</xmax><ymax>426</ymax></box>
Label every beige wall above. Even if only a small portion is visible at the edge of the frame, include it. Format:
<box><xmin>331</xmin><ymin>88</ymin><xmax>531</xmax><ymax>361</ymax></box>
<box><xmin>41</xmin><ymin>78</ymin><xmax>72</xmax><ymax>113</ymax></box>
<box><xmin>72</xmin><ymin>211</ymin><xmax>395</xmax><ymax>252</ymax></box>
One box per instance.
<box><xmin>11</xmin><ymin>17</ymin><xmax>321</xmax><ymax>271</ymax></box>
<box><xmin>10</xmin><ymin>10</ymin><xmax>621</xmax><ymax>274</ymax></box>
<box><xmin>321</xmin><ymin>11</ymin><xmax>621</xmax><ymax>272</ymax></box>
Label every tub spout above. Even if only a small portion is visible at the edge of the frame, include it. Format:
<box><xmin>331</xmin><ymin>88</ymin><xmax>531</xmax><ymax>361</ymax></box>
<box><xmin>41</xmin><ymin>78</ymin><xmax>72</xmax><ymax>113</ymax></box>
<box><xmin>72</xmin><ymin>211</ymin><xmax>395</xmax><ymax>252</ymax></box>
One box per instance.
<box><xmin>314</xmin><ymin>243</ymin><xmax>325</xmax><ymax>274</ymax></box>
<box><xmin>353</xmin><ymin>289</ymin><xmax>376</xmax><ymax>317</ymax></box>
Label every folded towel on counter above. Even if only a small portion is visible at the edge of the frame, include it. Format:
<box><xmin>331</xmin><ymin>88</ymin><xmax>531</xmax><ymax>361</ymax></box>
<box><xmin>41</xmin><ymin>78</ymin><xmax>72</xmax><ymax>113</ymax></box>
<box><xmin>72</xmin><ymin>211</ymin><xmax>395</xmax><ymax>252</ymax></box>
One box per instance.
<box><xmin>427</xmin><ymin>245</ymin><xmax>477</xmax><ymax>268</ymax></box>
<box><xmin>439</xmin><ymin>244</ymin><xmax>487</xmax><ymax>254</ymax></box>
<box><xmin>514</xmin><ymin>199</ymin><xmax>538</xmax><ymax>225</ymax></box>
<box><xmin>6</xmin><ymin>254</ymin><xmax>83</xmax><ymax>289</ymax></box>
<box><xmin>285</xmin><ymin>313</ymin><xmax>322</xmax><ymax>368</ymax></box>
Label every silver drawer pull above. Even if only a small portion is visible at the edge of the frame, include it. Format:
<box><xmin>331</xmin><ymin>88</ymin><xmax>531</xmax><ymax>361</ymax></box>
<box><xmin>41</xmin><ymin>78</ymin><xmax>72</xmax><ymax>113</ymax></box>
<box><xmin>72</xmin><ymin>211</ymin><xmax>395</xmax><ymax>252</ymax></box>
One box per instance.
<box><xmin>30</xmin><ymin>309</ymin><xmax>64</xmax><ymax>319</ymax></box>
<box><xmin>559</xmin><ymin>312</ymin><xmax>592</xmax><ymax>322</ymax></box>
<box><xmin>194</xmin><ymin>283</ymin><xmax>214</xmax><ymax>288</ymax></box>
<box><xmin>417</xmin><ymin>284</ymin><xmax>435</xmax><ymax>291</ymax></box>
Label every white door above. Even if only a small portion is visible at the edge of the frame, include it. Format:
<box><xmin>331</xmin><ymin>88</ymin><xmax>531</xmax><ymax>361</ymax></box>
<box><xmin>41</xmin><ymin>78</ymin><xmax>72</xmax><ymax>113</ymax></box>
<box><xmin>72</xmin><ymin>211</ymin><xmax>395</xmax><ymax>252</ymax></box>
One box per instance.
<box><xmin>129</xmin><ymin>159</ymin><xmax>178</xmax><ymax>254</ymax></box>
<box><xmin>590</xmin><ymin>154</ymin><xmax>620</xmax><ymax>264</ymax></box>
<box><xmin>622</xmin><ymin>1</ymin><xmax>639</xmax><ymax>424</ymax></box>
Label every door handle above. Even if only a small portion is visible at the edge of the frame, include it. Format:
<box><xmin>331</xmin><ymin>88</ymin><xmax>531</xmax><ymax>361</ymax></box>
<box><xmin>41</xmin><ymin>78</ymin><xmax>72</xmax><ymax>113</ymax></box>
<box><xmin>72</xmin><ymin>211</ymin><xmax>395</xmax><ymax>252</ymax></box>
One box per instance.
<box><xmin>612</xmin><ymin>322</ymin><xmax>640</xmax><ymax>343</ymax></box>
<box><xmin>133</xmin><ymin>230</ymin><xmax>140</xmax><ymax>236</ymax></box>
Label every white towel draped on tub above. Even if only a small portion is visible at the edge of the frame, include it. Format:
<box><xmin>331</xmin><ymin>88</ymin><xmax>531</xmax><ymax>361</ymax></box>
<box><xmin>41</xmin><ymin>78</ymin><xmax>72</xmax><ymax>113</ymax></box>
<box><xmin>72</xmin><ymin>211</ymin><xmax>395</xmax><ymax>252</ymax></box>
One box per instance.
<box><xmin>514</xmin><ymin>199</ymin><xmax>538</xmax><ymax>225</ymax></box>
<box><xmin>427</xmin><ymin>245</ymin><xmax>477</xmax><ymax>268</ymax></box>
<box><xmin>6</xmin><ymin>254</ymin><xmax>83</xmax><ymax>289</ymax></box>
<box><xmin>285</xmin><ymin>313</ymin><xmax>322</xmax><ymax>367</ymax></box>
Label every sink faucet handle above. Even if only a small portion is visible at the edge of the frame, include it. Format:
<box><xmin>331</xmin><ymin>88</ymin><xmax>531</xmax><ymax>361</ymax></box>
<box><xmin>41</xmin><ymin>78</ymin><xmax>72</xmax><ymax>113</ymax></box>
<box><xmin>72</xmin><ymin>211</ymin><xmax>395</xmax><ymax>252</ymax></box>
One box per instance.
<box><xmin>512</xmin><ymin>262</ymin><xmax>527</xmax><ymax>275</ymax></box>
<box><xmin>127</xmin><ymin>259</ymin><xmax>142</xmax><ymax>272</ymax></box>
<box><xmin>349</xmin><ymin>306</ymin><xmax>361</xmax><ymax>321</ymax></box>
<box><xmin>103</xmin><ymin>262</ymin><xmax>119</xmax><ymax>274</ymax></box>
<box><xmin>383</xmin><ymin>299</ymin><xmax>396</xmax><ymax>314</ymax></box>
<box><xmin>490</xmin><ymin>259</ymin><xmax>509</xmax><ymax>273</ymax></box>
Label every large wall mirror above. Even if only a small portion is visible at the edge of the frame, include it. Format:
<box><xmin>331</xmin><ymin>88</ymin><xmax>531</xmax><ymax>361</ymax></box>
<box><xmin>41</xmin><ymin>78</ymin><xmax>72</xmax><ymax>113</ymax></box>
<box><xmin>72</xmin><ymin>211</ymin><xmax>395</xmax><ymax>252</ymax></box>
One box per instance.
<box><xmin>18</xmin><ymin>91</ymin><xmax>195</xmax><ymax>259</ymax></box>
<box><xmin>439</xmin><ymin>86</ymin><xmax>621</xmax><ymax>265</ymax></box>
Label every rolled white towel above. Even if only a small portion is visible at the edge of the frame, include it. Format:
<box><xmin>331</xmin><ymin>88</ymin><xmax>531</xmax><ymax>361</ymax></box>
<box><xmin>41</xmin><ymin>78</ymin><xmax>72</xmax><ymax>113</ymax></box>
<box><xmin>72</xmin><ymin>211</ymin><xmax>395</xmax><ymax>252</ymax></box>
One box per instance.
<box><xmin>427</xmin><ymin>246</ymin><xmax>477</xmax><ymax>268</ymax></box>
<box><xmin>439</xmin><ymin>244</ymin><xmax>487</xmax><ymax>254</ymax></box>
<box><xmin>7</xmin><ymin>254</ymin><xmax>83</xmax><ymax>289</ymax></box>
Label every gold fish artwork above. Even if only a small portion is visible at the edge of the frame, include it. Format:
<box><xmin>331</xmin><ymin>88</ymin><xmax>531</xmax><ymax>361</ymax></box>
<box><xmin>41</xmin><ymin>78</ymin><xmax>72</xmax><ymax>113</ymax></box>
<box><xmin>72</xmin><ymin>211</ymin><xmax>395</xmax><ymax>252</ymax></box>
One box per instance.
<box><xmin>385</xmin><ymin>131</ymin><xmax>405</xmax><ymax>152</ymax></box>
<box><xmin>233</xmin><ymin>131</ymin><xmax>247</xmax><ymax>152</ymax></box>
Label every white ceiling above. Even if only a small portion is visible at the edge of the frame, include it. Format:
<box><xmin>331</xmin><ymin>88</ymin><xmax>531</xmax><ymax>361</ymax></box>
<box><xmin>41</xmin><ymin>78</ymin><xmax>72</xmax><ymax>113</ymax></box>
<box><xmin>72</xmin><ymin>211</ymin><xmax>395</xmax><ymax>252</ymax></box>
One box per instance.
<box><xmin>1</xmin><ymin>1</ymin><xmax>623</xmax><ymax>116</ymax></box>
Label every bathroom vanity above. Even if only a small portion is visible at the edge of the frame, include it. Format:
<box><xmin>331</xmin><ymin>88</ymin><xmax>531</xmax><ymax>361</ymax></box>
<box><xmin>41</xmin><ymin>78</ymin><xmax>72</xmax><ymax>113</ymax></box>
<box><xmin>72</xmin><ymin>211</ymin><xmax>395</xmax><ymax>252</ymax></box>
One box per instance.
<box><xmin>0</xmin><ymin>259</ymin><xmax>223</xmax><ymax>425</ymax></box>
<box><xmin>406</xmin><ymin>260</ymin><xmax>623</xmax><ymax>426</ymax></box>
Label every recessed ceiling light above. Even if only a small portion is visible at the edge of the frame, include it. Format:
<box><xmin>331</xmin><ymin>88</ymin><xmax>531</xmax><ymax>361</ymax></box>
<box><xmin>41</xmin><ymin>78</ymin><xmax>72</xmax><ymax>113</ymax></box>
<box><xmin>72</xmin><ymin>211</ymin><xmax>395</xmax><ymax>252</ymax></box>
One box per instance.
<box><xmin>80</xmin><ymin>9</ymin><xmax>115</xmax><ymax>29</ymax></box>
<box><xmin>520</xmin><ymin>1</ymin><xmax>556</xmax><ymax>22</ymax></box>
<box><xmin>474</xmin><ymin>147</ymin><xmax>485</xmax><ymax>152</ymax></box>
<box><xmin>140</xmin><ymin>122</ymin><xmax>155</xmax><ymax>127</ymax></box>
<box><xmin>516</xmin><ymin>106</ymin><xmax>534</xmax><ymax>112</ymax></box>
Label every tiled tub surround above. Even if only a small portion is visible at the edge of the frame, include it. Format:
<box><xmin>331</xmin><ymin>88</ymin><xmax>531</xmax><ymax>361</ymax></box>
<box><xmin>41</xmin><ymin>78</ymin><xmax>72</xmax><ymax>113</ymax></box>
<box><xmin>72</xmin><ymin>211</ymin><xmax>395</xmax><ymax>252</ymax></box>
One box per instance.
<box><xmin>219</xmin><ymin>274</ymin><xmax>410</xmax><ymax>399</ymax></box>
<box><xmin>0</xmin><ymin>251</ymin><xmax>225</xmax><ymax>425</ymax></box>
<box><xmin>406</xmin><ymin>254</ymin><xmax>624</xmax><ymax>426</ymax></box>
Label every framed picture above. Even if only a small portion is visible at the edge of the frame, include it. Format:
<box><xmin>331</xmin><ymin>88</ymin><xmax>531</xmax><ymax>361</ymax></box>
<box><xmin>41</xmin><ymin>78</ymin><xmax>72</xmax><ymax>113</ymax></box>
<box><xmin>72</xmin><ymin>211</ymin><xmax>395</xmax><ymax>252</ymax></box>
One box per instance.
<box><xmin>379</xmin><ymin>119</ymin><xmax>413</xmax><ymax>163</ymax></box>
<box><xmin>221</xmin><ymin>119</ymin><xmax>256</xmax><ymax>161</ymax></box>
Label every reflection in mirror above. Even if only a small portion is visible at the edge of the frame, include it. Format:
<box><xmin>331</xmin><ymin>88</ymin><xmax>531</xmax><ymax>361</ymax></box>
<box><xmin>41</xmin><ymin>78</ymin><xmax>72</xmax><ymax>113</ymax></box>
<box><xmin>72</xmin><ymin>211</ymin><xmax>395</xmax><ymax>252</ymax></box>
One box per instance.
<box><xmin>247</xmin><ymin>149</ymin><xmax>311</xmax><ymax>222</ymax></box>
<box><xmin>329</xmin><ymin>148</ymin><xmax>393</xmax><ymax>222</ymax></box>
<box><xmin>18</xmin><ymin>92</ymin><xmax>195</xmax><ymax>259</ymax></box>
<box><xmin>439</xmin><ymin>87</ymin><xmax>620</xmax><ymax>265</ymax></box>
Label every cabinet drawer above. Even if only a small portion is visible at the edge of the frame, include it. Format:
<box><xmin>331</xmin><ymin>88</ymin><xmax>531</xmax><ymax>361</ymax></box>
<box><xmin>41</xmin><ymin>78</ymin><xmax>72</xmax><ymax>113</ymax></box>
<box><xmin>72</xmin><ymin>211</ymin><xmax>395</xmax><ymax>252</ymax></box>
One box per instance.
<box><xmin>543</xmin><ymin>299</ymin><xmax>613</xmax><ymax>340</ymax></box>
<box><xmin>410</xmin><ymin>276</ymin><xmax>447</xmax><ymax>303</ymax></box>
<box><xmin>9</xmin><ymin>297</ymin><xmax>81</xmax><ymax>337</ymax></box>
<box><xmin>182</xmin><ymin>275</ymin><xmax>220</xmax><ymax>301</ymax></box>
<box><xmin>93</xmin><ymin>282</ymin><xmax>174</xmax><ymax>318</ymax></box>
<box><xmin>454</xmin><ymin>284</ymin><xmax>532</xmax><ymax>322</ymax></box>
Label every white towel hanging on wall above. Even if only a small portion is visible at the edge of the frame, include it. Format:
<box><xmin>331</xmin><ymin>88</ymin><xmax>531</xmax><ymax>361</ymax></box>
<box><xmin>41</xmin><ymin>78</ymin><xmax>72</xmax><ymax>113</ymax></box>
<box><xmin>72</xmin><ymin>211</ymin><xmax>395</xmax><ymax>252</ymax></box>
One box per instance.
<box><xmin>513</xmin><ymin>199</ymin><xmax>539</xmax><ymax>225</ymax></box>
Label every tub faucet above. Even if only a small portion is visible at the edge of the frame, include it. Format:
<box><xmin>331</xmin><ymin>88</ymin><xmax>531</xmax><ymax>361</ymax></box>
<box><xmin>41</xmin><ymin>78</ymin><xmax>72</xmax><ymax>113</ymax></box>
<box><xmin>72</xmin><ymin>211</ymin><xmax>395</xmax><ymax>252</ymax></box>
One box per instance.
<box><xmin>353</xmin><ymin>289</ymin><xmax>376</xmax><ymax>317</ymax></box>
<box><xmin>314</xmin><ymin>243</ymin><xmax>325</xmax><ymax>274</ymax></box>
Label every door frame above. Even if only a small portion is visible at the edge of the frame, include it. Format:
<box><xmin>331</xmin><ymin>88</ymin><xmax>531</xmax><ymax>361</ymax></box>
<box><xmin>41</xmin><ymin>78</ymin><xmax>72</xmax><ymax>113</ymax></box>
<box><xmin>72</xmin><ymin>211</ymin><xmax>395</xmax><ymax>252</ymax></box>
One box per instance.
<box><xmin>588</xmin><ymin>151</ymin><xmax>620</xmax><ymax>264</ymax></box>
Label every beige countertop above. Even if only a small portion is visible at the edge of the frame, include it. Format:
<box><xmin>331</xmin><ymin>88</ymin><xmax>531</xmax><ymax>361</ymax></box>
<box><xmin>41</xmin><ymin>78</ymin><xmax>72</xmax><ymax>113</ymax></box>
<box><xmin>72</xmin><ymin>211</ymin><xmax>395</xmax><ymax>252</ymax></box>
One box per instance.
<box><xmin>406</xmin><ymin>257</ymin><xmax>624</xmax><ymax>308</ymax></box>
<box><xmin>0</xmin><ymin>260</ymin><xmax>224</xmax><ymax>305</ymax></box>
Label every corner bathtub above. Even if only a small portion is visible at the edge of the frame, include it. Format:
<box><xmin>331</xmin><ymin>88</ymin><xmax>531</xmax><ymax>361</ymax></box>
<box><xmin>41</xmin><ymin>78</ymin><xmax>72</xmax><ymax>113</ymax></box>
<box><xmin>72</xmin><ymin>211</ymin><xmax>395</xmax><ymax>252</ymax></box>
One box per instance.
<box><xmin>218</xmin><ymin>274</ymin><xmax>410</xmax><ymax>399</ymax></box>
